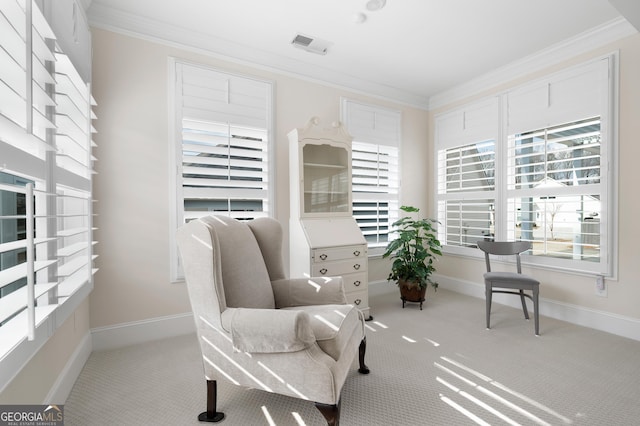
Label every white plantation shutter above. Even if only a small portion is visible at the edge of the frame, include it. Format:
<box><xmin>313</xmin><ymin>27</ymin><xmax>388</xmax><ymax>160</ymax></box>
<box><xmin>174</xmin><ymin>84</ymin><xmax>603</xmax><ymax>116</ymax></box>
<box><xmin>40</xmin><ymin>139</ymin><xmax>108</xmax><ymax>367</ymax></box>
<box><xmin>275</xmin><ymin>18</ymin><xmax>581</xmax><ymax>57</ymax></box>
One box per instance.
<box><xmin>435</xmin><ymin>97</ymin><xmax>499</xmax><ymax>152</ymax></box>
<box><xmin>30</xmin><ymin>6</ymin><xmax>56</xmax><ymax>143</ymax></box>
<box><xmin>506</xmin><ymin>59</ymin><xmax>608</xmax><ymax>134</ymax></box>
<box><xmin>435</xmin><ymin>57</ymin><xmax>613</xmax><ymax>275</ymax></box>
<box><xmin>436</xmin><ymin>98</ymin><xmax>499</xmax><ymax>249</ymax></box>
<box><xmin>344</xmin><ymin>101</ymin><xmax>400</xmax><ymax>147</ymax></box>
<box><xmin>506</xmin><ymin>117</ymin><xmax>605</xmax><ymax>270</ymax></box>
<box><xmin>175</xmin><ymin>63</ymin><xmax>272</xmax><ymax>222</ymax></box>
<box><xmin>437</xmin><ymin>140</ymin><xmax>496</xmax><ymax>248</ymax></box>
<box><xmin>0</xmin><ymin>0</ymin><xmax>97</xmax><ymax>385</ymax></box>
<box><xmin>504</xmin><ymin>58</ymin><xmax>611</xmax><ymax>274</ymax></box>
<box><xmin>342</xmin><ymin>99</ymin><xmax>400</xmax><ymax>250</ymax></box>
<box><xmin>170</xmin><ymin>61</ymin><xmax>273</xmax><ymax>280</ymax></box>
<box><xmin>54</xmin><ymin>50</ymin><xmax>97</xmax><ymax>297</ymax></box>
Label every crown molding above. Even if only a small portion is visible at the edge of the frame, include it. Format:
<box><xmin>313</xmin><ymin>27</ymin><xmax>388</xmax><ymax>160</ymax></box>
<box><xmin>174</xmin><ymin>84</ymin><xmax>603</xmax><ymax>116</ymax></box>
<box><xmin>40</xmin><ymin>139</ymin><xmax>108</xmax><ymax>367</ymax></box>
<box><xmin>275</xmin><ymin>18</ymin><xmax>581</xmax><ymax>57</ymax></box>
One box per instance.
<box><xmin>428</xmin><ymin>17</ymin><xmax>637</xmax><ymax>110</ymax></box>
<box><xmin>87</xmin><ymin>3</ymin><xmax>430</xmax><ymax>109</ymax></box>
<box><xmin>88</xmin><ymin>4</ymin><xmax>636</xmax><ymax>112</ymax></box>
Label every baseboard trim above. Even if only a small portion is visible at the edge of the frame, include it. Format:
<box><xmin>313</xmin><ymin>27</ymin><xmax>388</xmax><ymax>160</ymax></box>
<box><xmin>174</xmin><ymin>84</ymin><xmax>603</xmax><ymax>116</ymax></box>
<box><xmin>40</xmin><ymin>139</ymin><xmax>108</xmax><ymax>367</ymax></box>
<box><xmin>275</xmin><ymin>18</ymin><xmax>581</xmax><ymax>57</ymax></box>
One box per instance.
<box><xmin>47</xmin><ymin>332</ymin><xmax>92</xmax><ymax>404</ymax></box>
<box><xmin>369</xmin><ymin>279</ymin><xmax>396</xmax><ymax>298</ymax></box>
<box><xmin>91</xmin><ymin>312</ymin><xmax>196</xmax><ymax>352</ymax></box>
<box><xmin>89</xmin><ymin>277</ymin><xmax>640</xmax><ymax>355</ymax></box>
<box><xmin>433</xmin><ymin>273</ymin><xmax>640</xmax><ymax>342</ymax></box>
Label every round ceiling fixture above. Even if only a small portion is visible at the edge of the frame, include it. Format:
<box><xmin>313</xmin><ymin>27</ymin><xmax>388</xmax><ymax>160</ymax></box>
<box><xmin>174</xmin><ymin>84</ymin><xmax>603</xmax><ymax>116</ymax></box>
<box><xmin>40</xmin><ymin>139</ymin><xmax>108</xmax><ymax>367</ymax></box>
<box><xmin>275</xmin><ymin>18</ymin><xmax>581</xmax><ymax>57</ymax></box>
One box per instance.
<box><xmin>353</xmin><ymin>12</ymin><xmax>367</xmax><ymax>24</ymax></box>
<box><xmin>365</xmin><ymin>0</ymin><xmax>386</xmax><ymax>11</ymax></box>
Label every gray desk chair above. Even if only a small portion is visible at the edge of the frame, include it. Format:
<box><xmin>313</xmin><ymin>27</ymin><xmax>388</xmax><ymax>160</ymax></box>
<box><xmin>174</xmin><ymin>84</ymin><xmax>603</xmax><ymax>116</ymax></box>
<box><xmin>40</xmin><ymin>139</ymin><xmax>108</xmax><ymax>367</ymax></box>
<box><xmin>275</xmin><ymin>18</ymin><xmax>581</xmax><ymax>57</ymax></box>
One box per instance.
<box><xmin>477</xmin><ymin>240</ymin><xmax>540</xmax><ymax>335</ymax></box>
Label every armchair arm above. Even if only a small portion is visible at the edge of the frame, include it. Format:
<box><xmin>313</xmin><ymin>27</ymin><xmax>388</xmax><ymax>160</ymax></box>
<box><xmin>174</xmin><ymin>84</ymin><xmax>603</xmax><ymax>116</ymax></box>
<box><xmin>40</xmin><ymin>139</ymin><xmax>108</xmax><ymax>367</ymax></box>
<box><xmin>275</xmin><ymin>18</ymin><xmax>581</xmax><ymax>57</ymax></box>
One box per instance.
<box><xmin>272</xmin><ymin>277</ymin><xmax>347</xmax><ymax>308</ymax></box>
<box><xmin>221</xmin><ymin>308</ymin><xmax>316</xmax><ymax>353</ymax></box>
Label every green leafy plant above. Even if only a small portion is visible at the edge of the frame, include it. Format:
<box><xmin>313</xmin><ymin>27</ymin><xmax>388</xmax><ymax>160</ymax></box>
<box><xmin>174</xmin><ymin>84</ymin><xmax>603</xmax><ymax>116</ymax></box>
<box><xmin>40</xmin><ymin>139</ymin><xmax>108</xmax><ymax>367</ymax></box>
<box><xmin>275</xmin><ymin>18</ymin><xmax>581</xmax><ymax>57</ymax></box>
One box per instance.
<box><xmin>382</xmin><ymin>205</ymin><xmax>442</xmax><ymax>289</ymax></box>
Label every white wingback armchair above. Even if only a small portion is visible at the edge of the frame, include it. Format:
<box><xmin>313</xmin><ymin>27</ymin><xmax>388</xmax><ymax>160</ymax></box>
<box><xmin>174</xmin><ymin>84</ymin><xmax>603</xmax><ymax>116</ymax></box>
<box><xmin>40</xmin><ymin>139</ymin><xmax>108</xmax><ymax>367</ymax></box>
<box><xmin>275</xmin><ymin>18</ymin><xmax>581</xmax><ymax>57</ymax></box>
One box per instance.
<box><xmin>176</xmin><ymin>215</ymin><xmax>369</xmax><ymax>425</ymax></box>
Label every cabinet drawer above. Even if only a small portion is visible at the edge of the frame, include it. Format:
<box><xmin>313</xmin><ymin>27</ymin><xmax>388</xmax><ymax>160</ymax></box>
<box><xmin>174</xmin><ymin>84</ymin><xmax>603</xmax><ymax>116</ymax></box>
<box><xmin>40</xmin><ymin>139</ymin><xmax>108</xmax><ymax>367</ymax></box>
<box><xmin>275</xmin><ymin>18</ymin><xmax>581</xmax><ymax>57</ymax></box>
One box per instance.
<box><xmin>346</xmin><ymin>290</ymin><xmax>368</xmax><ymax>309</ymax></box>
<box><xmin>341</xmin><ymin>272</ymin><xmax>367</xmax><ymax>293</ymax></box>
<box><xmin>312</xmin><ymin>245</ymin><xmax>366</xmax><ymax>262</ymax></box>
<box><xmin>312</xmin><ymin>258</ymin><xmax>365</xmax><ymax>276</ymax></box>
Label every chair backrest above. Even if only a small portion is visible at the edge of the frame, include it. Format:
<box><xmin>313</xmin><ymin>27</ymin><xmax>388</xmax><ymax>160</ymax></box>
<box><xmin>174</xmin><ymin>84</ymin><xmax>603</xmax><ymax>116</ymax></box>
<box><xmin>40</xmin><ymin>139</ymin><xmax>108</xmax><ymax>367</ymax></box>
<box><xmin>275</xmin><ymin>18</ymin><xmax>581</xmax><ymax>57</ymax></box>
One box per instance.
<box><xmin>247</xmin><ymin>217</ymin><xmax>287</xmax><ymax>282</ymax></box>
<box><xmin>176</xmin><ymin>216</ymin><xmax>276</xmax><ymax>318</ymax></box>
<box><xmin>477</xmin><ymin>240</ymin><xmax>532</xmax><ymax>273</ymax></box>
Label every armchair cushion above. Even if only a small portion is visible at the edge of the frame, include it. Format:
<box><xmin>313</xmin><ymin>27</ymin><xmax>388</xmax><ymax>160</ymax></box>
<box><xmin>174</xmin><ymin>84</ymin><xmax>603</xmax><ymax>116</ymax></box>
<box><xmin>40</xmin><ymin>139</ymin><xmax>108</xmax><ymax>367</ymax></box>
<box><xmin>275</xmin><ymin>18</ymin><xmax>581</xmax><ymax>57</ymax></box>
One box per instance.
<box><xmin>284</xmin><ymin>303</ymin><xmax>362</xmax><ymax>361</ymax></box>
<box><xmin>272</xmin><ymin>277</ymin><xmax>347</xmax><ymax>308</ymax></box>
<box><xmin>221</xmin><ymin>308</ymin><xmax>315</xmax><ymax>353</ymax></box>
<box><xmin>247</xmin><ymin>217</ymin><xmax>287</xmax><ymax>281</ymax></box>
<box><xmin>201</xmin><ymin>216</ymin><xmax>275</xmax><ymax>309</ymax></box>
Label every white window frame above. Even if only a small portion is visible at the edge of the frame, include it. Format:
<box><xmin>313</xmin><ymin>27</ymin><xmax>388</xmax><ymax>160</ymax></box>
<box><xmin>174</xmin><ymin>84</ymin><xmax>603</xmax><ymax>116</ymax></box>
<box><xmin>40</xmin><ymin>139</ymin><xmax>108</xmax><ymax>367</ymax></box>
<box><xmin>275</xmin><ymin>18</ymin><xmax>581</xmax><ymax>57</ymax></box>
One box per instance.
<box><xmin>435</xmin><ymin>55</ymin><xmax>617</xmax><ymax>277</ymax></box>
<box><xmin>341</xmin><ymin>98</ymin><xmax>401</xmax><ymax>257</ymax></box>
<box><xmin>168</xmin><ymin>59</ymin><xmax>275</xmax><ymax>282</ymax></box>
<box><xmin>436</xmin><ymin>97</ymin><xmax>499</xmax><ymax>253</ymax></box>
<box><xmin>0</xmin><ymin>0</ymin><xmax>97</xmax><ymax>390</ymax></box>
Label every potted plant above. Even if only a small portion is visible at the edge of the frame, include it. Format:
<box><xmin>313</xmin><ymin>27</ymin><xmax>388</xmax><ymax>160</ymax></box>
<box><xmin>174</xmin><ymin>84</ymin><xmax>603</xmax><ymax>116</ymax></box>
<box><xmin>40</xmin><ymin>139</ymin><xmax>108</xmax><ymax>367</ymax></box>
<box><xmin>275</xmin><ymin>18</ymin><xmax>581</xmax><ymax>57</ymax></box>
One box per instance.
<box><xmin>382</xmin><ymin>205</ymin><xmax>442</xmax><ymax>310</ymax></box>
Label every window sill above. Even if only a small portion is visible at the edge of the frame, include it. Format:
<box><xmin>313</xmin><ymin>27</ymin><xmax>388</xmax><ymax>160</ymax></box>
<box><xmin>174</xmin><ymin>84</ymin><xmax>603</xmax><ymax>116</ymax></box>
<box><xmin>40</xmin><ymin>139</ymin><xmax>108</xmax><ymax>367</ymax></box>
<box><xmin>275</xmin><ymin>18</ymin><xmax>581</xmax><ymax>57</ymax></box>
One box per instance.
<box><xmin>442</xmin><ymin>245</ymin><xmax>614</xmax><ymax>279</ymax></box>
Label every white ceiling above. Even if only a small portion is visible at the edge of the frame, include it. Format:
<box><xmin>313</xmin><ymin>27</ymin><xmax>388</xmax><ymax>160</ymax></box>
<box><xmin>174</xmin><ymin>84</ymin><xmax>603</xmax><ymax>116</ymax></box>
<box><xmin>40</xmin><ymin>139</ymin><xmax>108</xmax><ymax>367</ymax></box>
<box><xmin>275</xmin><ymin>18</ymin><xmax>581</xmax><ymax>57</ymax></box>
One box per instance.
<box><xmin>86</xmin><ymin>0</ymin><xmax>638</xmax><ymax>109</ymax></box>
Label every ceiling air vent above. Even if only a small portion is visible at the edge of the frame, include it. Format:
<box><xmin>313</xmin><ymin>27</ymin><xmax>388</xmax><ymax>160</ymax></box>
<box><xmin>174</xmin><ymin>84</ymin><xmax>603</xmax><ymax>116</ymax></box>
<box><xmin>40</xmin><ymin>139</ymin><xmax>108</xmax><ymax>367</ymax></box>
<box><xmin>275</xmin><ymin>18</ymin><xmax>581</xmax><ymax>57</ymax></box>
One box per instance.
<box><xmin>291</xmin><ymin>33</ymin><xmax>331</xmax><ymax>55</ymax></box>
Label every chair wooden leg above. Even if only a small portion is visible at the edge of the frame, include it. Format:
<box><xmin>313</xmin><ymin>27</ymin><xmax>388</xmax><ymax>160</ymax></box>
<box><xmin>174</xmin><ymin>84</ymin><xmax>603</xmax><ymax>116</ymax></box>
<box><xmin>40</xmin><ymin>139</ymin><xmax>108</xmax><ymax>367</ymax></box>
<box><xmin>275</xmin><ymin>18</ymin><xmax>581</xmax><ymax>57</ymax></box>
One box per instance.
<box><xmin>315</xmin><ymin>400</ymin><xmax>341</xmax><ymax>426</ymax></box>
<box><xmin>358</xmin><ymin>337</ymin><xmax>370</xmax><ymax>374</ymax></box>
<box><xmin>198</xmin><ymin>379</ymin><xmax>224</xmax><ymax>422</ymax></box>
<box><xmin>519</xmin><ymin>290</ymin><xmax>530</xmax><ymax>320</ymax></box>
<box><xmin>533</xmin><ymin>287</ymin><xmax>540</xmax><ymax>336</ymax></box>
<box><xmin>485</xmin><ymin>284</ymin><xmax>492</xmax><ymax>329</ymax></box>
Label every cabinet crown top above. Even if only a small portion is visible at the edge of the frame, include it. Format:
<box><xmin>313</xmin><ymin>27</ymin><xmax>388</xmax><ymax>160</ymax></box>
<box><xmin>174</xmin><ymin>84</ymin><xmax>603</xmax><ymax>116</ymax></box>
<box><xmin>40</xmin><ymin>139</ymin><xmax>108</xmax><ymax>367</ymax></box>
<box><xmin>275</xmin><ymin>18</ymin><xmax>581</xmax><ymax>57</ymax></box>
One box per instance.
<box><xmin>290</xmin><ymin>116</ymin><xmax>353</xmax><ymax>143</ymax></box>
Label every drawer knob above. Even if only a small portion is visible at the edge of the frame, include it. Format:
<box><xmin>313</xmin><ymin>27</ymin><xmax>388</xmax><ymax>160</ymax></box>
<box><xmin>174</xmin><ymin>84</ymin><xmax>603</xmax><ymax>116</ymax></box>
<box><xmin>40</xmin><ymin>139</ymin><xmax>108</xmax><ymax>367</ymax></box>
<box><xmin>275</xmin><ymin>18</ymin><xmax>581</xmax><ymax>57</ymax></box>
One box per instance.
<box><xmin>354</xmin><ymin>280</ymin><xmax>361</xmax><ymax>286</ymax></box>
<box><xmin>319</xmin><ymin>254</ymin><xmax>328</xmax><ymax>260</ymax></box>
<box><xmin>354</xmin><ymin>299</ymin><xmax>361</xmax><ymax>305</ymax></box>
<box><xmin>353</xmin><ymin>250</ymin><xmax>361</xmax><ymax>256</ymax></box>
<box><xmin>353</xmin><ymin>264</ymin><xmax>361</xmax><ymax>270</ymax></box>
<box><xmin>320</xmin><ymin>268</ymin><xmax>328</xmax><ymax>275</ymax></box>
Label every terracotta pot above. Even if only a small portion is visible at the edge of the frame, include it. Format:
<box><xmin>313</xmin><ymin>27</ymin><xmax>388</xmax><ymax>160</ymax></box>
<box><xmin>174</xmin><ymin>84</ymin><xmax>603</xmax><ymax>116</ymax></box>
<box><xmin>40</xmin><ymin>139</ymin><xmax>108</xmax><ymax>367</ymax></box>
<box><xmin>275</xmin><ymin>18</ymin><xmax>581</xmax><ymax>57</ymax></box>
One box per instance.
<box><xmin>398</xmin><ymin>279</ymin><xmax>427</xmax><ymax>310</ymax></box>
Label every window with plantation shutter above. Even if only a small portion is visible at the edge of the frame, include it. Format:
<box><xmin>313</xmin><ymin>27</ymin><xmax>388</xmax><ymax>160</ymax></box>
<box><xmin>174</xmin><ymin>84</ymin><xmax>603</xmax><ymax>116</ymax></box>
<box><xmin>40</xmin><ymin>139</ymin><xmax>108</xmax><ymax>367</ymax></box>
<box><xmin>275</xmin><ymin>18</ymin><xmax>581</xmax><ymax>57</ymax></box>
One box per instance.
<box><xmin>170</xmin><ymin>61</ymin><xmax>273</xmax><ymax>280</ymax></box>
<box><xmin>341</xmin><ymin>99</ymin><xmax>400</xmax><ymax>254</ymax></box>
<box><xmin>435</xmin><ymin>57</ymin><xmax>615</xmax><ymax>276</ymax></box>
<box><xmin>436</xmin><ymin>98</ymin><xmax>499</xmax><ymax>250</ymax></box>
<box><xmin>438</xmin><ymin>140</ymin><xmax>496</xmax><ymax>247</ymax></box>
<box><xmin>0</xmin><ymin>0</ymin><xmax>97</xmax><ymax>388</ymax></box>
<box><xmin>506</xmin><ymin>117</ymin><xmax>603</xmax><ymax>264</ymax></box>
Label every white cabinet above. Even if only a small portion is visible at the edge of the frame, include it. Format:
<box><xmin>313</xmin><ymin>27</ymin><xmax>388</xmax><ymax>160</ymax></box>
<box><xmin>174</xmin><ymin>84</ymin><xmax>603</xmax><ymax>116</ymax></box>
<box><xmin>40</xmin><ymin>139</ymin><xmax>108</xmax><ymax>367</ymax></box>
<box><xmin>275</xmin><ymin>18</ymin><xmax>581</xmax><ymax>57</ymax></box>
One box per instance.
<box><xmin>289</xmin><ymin>117</ymin><xmax>371</xmax><ymax>319</ymax></box>
<box><xmin>311</xmin><ymin>244</ymin><xmax>368</xmax><ymax>312</ymax></box>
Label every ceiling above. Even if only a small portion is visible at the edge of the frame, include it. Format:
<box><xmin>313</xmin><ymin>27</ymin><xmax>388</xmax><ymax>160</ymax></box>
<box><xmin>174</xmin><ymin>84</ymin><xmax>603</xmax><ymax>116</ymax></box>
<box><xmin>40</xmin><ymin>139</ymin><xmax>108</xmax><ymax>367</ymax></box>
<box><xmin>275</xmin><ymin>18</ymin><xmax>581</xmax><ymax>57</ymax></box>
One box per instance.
<box><xmin>86</xmin><ymin>0</ymin><xmax>639</xmax><ymax>109</ymax></box>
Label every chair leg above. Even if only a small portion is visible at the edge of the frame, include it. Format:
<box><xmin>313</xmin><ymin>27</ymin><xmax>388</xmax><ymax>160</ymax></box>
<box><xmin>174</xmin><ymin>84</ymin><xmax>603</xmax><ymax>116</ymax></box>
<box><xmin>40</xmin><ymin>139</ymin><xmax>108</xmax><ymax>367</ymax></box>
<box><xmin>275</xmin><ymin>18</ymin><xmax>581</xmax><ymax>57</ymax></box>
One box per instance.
<box><xmin>358</xmin><ymin>337</ymin><xmax>370</xmax><ymax>374</ymax></box>
<box><xmin>519</xmin><ymin>290</ymin><xmax>530</xmax><ymax>320</ymax></box>
<box><xmin>198</xmin><ymin>379</ymin><xmax>224</xmax><ymax>422</ymax></box>
<box><xmin>485</xmin><ymin>284</ymin><xmax>492</xmax><ymax>329</ymax></box>
<box><xmin>315</xmin><ymin>399</ymin><xmax>341</xmax><ymax>426</ymax></box>
<box><xmin>533</xmin><ymin>286</ymin><xmax>540</xmax><ymax>336</ymax></box>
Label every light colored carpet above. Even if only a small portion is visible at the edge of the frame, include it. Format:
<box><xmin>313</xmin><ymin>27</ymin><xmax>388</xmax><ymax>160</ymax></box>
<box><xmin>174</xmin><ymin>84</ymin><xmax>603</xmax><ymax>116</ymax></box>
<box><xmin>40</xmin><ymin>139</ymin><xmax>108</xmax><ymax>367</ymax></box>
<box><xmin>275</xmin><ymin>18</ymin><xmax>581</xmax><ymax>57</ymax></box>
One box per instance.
<box><xmin>65</xmin><ymin>288</ymin><xmax>640</xmax><ymax>425</ymax></box>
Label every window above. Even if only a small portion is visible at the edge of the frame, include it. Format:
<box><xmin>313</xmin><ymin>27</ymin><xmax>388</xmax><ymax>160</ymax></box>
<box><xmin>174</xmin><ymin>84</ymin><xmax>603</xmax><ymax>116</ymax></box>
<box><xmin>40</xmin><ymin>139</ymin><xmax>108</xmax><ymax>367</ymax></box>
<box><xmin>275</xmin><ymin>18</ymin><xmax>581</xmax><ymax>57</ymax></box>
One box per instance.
<box><xmin>507</xmin><ymin>118</ymin><xmax>602</xmax><ymax>262</ymax></box>
<box><xmin>170</xmin><ymin>61</ymin><xmax>273</xmax><ymax>280</ymax></box>
<box><xmin>436</xmin><ymin>57</ymin><xmax>614</xmax><ymax>276</ymax></box>
<box><xmin>439</xmin><ymin>139</ymin><xmax>496</xmax><ymax>247</ymax></box>
<box><xmin>342</xmin><ymin>99</ymin><xmax>400</xmax><ymax>255</ymax></box>
<box><xmin>436</xmin><ymin>98</ymin><xmax>499</xmax><ymax>249</ymax></box>
<box><xmin>0</xmin><ymin>0</ymin><xmax>96</xmax><ymax>386</ymax></box>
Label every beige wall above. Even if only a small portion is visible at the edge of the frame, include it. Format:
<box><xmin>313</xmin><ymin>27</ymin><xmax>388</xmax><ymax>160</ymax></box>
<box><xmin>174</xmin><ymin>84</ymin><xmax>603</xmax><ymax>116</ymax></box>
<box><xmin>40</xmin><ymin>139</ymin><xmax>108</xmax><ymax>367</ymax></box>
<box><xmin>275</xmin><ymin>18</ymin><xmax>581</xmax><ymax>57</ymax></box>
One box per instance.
<box><xmin>428</xmin><ymin>33</ymin><xmax>640</xmax><ymax>319</ymax></box>
<box><xmin>89</xmin><ymin>28</ymin><xmax>425</xmax><ymax>329</ymax></box>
